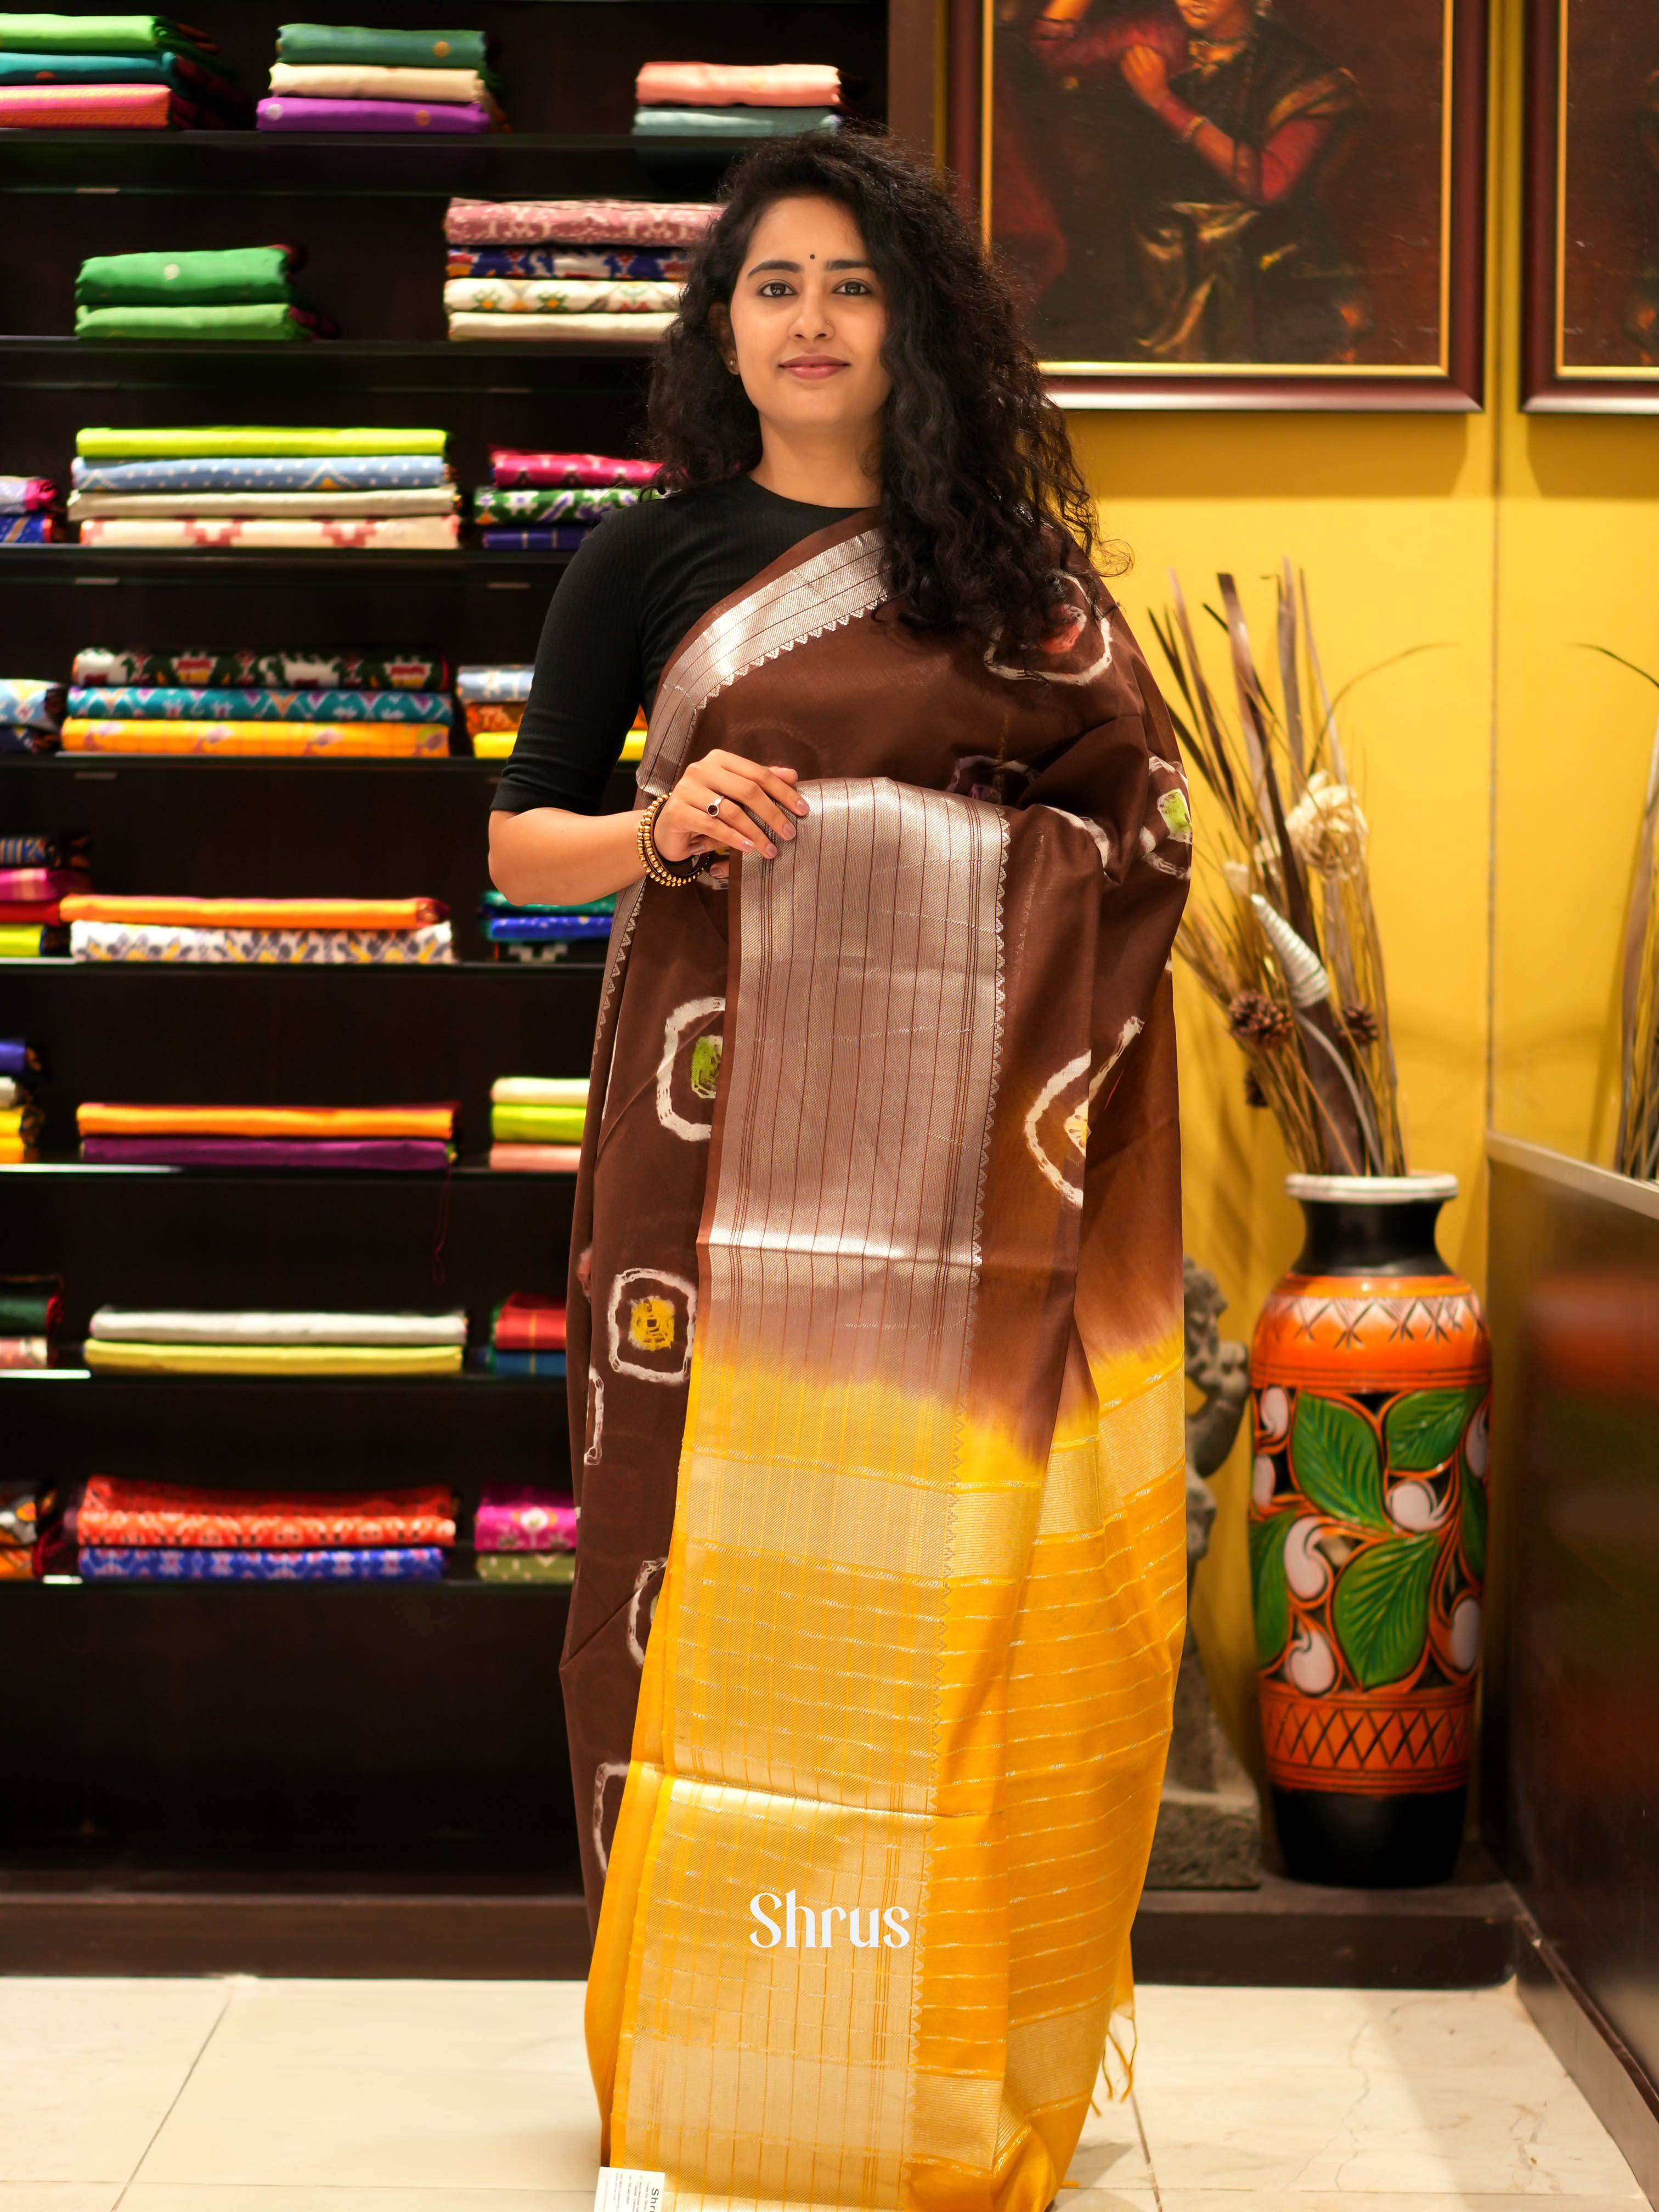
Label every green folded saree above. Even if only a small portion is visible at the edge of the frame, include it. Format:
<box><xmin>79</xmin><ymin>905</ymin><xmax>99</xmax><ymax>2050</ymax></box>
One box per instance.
<box><xmin>77</xmin><ymin>426</ymin><xmax>448</xmax><ymax>459</ymax></box>
<box><xmin>0</xmin><ymin>14</ymin><xmax>213</xmax><ymax>58</ymax></box>
<box><xmin>77</xmin><ymin>247</ymin><xmax>294</xmax><ymax>308</ymax></box>
<box><xmin>75</xmin><ymin>303</ymin><xmax>314</xmax><ymax>341</ymax></box>
<box><xmin>490</xmin><ymin>1103</ymin><xmax>586</xmax><ymax>1143</ymax></box>
<box><xmin>275</xmin><ymin>21</ymin><xmax>487</xmax><ymax>70</ymax></box>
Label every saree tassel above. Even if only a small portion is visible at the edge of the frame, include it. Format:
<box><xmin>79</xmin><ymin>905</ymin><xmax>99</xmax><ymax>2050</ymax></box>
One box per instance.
<box><xmin>1251</xmin><ymin>895</ymin><xmax>1376</xmax><ymax>1173</ymax></box>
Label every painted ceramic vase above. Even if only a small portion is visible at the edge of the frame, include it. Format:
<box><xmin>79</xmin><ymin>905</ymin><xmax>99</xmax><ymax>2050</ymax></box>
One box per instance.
<box><xmin>1249</xmin><ymin>1173</ymin><xmax>1491</xmax><ymax>1888</ymax></box>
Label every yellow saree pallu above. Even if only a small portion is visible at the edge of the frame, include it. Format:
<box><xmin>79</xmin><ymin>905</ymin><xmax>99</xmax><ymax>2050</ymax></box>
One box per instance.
<box><xmin>564</xmin><ymin>513</ymin><xmax>1192</xmax><ymax>2210</ymax></box>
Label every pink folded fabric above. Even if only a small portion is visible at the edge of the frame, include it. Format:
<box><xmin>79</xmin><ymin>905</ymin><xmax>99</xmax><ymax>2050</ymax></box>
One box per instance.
<box><xmin>489</xmin><ymin>1141</ymin><xmax>582</xmax><ymax>1172</ymax></box>
<box><xmin>474</xmin><ymin>1485</ymin><xmax>577</xmax><ymax>1553</ymax></box>
<box><xmin>444</xmin><ymin>197</ymin><xmax>717</xmax><ymax>247</ymax></box>
<box><xmin>0</xmin><ymin>867</ymin><xmax>88</xmax><ymax>902</ymax></box>
<box><xmin>0</xmin><ymin>82</ymin><xmax>190</xmax><ymax>128</ymax></box>
<box><xmin>77</xmin><ymin>515</ymin><xmax>461</xmax><ymax>549</ymax></box>
<box><xmin>634</xmin><ymin>61</ymin><xmax>842</xmax><ymax>109</ymax></box>
<box><xmin>258</xmin><ymin>94</ymin><xmax>496</xmax><ymax>132</ymax></box>
<box><xmin>1</xmin><ymin>478</ymin><xmax>56</xmax><ymax>512</ymax></box>
<box><xmin>489</xmin><ymin>450</ymin><xmax>660</xmax><ymax>489</ymax></box>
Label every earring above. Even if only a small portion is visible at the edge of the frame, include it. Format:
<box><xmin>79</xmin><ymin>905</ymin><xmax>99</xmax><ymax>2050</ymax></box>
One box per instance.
<box><xmin>723</xmin><ymin>354</ymin><xmax>739</xmax><ymax>375</ymax></box>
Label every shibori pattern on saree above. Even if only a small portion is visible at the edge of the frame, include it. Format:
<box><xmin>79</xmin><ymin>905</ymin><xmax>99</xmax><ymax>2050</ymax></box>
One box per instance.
<box><xmin>1023</xmin><ymin>1012</ymin><xmax>1147</xmax><ymax>1207</ymax></box>
<box><xmin>654</xmin><ymin>996</ymin><xmax>723</xmax><ymax>1142</ymax></box>
<box><xmin>606</xmin><ymin>1266</ymin><xmax>694</xmax><ymax>1385</ymax></box>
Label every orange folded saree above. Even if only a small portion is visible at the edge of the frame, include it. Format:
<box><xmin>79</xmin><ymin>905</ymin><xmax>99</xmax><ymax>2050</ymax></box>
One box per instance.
<box><xmin>77</xmin><ymin>1102</ymin><xmax>458</xmax><ymax>1138</ymax></box>
<box><xmin>564</xmin><ymin>514</ymin><xmax>1193</xmax><ymax>2210</ymax></box>
<box><xmin>60</xmin><ymin>895</ymin><xmax>445</xmax><ymax>929</ymax></box>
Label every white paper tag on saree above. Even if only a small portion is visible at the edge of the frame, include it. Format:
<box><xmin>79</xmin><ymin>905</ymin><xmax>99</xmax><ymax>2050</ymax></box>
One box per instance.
<box><xmin>594</xmin><ymin>2170</ymin><xmax>665</xmax><ymax>2212</ymax></box>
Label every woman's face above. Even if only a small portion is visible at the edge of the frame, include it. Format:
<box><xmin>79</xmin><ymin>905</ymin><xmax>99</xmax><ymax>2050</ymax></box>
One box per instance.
<box><xmin>1173</xmin><ymin>0</ymin><xmax>1256</xmax><ymax>31</ymax></box>
<box><xmin>721</xmin><ymin>193</ymin><xmax>892</xmax><ymax>444</ymax></box>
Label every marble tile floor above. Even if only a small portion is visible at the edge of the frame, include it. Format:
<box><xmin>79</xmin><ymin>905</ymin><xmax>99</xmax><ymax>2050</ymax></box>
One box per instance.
<box><xmin>0</xmin><ymin>1974</ymin><xmax>1644</xmax><ymax>2211</ymax></box>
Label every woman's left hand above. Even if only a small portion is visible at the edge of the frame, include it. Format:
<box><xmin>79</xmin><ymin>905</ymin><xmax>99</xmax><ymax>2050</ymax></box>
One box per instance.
<box><xmin>1121</xmin><ymin>44</ymin><xmax>1170</xmax><ymax>104</ymax></box>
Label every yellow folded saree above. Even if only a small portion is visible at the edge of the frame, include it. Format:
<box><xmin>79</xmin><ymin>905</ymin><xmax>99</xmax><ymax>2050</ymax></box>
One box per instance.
<box><xmin>83</xmin><ymin>1341</ymin><xmax>463</xmax><ymax>1375</ymax></box>
<box><xmin>77</xmin><ymin>1103</ymin><xmax>458</xmax><ymax>1138</ymax></box>
<box><xmin>63</xmin><ymin>721</ymin><xmax>448</xmax><ymax>758</ymax></box>
<box><xmin>61</xmin><ymin>894</ymin><xmax>445</xmax><ymax>929</ymax></box>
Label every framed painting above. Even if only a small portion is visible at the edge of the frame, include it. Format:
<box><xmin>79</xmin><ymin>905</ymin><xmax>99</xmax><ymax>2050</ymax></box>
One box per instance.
<box><xmin>1523</xmin><ymin>0</ymin><xmax>1659</xmax><ymax>409</ymax></box>
<box><xmin>960</xmin><ymin>0</ymin><xmax>1488</xmax><ymax>408</ymax></box>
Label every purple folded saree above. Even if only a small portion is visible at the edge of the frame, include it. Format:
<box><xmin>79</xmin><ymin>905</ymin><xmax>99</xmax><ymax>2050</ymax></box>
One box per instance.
<box><xmin>257</xmin><ymin>93</ymin><xmax>495</xmax><ymax>132</ymax></box>
<box><xmin>78</xmin><ymin>1545</ymin><xmax>445</xmax><ymax>1580</ymax></box>
<box><xmin>81</xmin><ymin>1135</ymin><xmax>452</xmax><ymax>1170</ymax></box>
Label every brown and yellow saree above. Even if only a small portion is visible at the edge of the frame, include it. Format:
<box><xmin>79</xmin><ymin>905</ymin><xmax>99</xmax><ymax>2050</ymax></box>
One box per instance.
<box><xmin>563</xmin><ymin>510</ymin><xmax>1192</xmax><ymax>2209</ymax></box>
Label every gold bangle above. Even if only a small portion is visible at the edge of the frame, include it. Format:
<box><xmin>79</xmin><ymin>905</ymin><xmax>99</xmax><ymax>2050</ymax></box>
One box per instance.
<box><xmin>636</xmin><ymin>793</ymin><xmax>702</xmax><ymax>889</ymax></box>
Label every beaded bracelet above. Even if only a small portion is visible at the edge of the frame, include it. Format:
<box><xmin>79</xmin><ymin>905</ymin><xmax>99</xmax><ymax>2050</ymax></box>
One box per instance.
<box><xmin>636</xmin><ymin>793</ymin><xmax>703</xmax><ymax>889</ymax></box>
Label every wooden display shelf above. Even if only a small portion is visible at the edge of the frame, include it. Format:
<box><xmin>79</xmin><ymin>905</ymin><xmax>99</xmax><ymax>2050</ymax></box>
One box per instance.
<box><xmin>0</xmin><ymin>545</ymin><xmax>577</xmax><ymax>581</ymax></box>
<box><xmin>0</xmin><ymin>335</ymin><xmax>659</xmax><ymax>387</ymax></box>
<box><xmin>0</xmin><ymin>128</ymin><xmax>775</xmax><ymax>197</ymax></box>
<box><xmin>2</xmin><ymin>1353</ymin><xmax>565</xmax><ymax>1384</ymax></box>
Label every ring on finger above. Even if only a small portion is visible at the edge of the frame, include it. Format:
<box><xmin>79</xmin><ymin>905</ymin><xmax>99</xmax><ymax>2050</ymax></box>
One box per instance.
<box><xmin>704</xmin><ymin>798</ymin><xmax>723</xmax><ymax>817</ymax></box>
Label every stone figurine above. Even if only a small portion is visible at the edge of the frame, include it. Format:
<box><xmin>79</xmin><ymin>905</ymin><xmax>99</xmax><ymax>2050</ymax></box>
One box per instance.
<box><xmin>1145</xmin><ymin>1257</ymin><xmax>1262</xmax><ymax>1888</ymax></box>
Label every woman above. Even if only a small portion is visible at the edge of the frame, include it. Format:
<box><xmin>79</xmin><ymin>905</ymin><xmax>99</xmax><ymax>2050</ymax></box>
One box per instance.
<box><xmin>489</xmin><ymin>130</ymin><xmax>1190</xmax><ymax>2210</ymax></box>
<box><xmin>1011</xmin><ymin>0</ymin><xmax>1368</xmax><ymax>363</ymax></box>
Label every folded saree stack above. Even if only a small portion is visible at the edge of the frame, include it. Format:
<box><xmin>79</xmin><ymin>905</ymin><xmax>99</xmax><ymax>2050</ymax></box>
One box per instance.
<box><xmin>473</xmin><ymin>1475</ymin><xmax>574</xmax><ymax>1582</ymax></box>
<box><xmin>77</xmin><ymin>1100</ymin><xmax>458</xmax><ymax>1170</ymax></box>
<box><xmin>0</xmin><ymin>1272</ymin><xmax>61</xmax><ymax>1369</ymax></box>
<box><xmin>260</xmin><ymin>21</ymin><xmax>505</xmax><ymax>134</ymax></box>
<box><xmin>0</xmin><ymin>1480</ymin><xmax>37</xmax><ymax>1577</ymax></box>
<box><xmin>632</xmin><ymin>60</ymin><xmax>844</xmax><ymax>143</ymax></box>
<box><xmin>70</xmin><ymin>426</ymin><xmax>459</xmax><ymax>551</ymax></box>
<box><xmin>442</xmin><ymin>198</ymin><xmax>712</xmax><ymax>344</ymax></box>
<box><xmin>482</xmin><ymin>888</ymin><xmax>615</xmax><ymax>961</ymax></box>
<box><xmin>472</xmin><ymin>450</ymin><xmax>657</xmax><ymax>553</ymax></box>
<box><xmin>489</xmin><ymin>1075</ymin><xmax>585</xmax><ymax>1171</ymax></box>
<box><xmin>63</xmin><ymin>893</ymin><xmax>454</xmax><ymax>964</ymax></box>
<box><xmin>486</xmin><ymin>1293</ymin><xmax>566</xmax><ymax>1378</ymax></box>
<box><xmin>0</xmin><ymin>678</ymin><xmax>65</xmax><ymax>757</ymax></box>
<box><xmin>82</xmin><ymin>1306</ymin><xmax>469</xmax><ymax>1375</ymax></box>
<box><xmin>0</xmin><ymin>1039</ymin><xmax>44</xmax><ymax>1164</ymax></box>
<box><xmin>66</xmin><ymin>642</ymin><xmax>455</xmax><ymax>756</ymax></box>
<box><xmin>1</xmin><ymin>474</ymin><xmax>61</xmax><ymax>546</ymax></box>
<box><xmin>53</xmin><ymin>1473</ymin><xmax>456</xmax><ymax>1579</ymax></box>
<box><xmin>1</xmin><ymin>836</ymin><xmax>91</xmax><ymax>974</ymax></box>
<box><xmin>74</xmin><ymin>246</ymin><xmax>334</xmax><ymax>344</ymax></box>
<box><xmin>0</xmin><ymin>13</ymin><xmax>248</xmax><ymax>130</ymax></box>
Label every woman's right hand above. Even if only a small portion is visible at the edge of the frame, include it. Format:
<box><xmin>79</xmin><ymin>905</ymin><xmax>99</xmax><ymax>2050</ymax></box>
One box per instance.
<box><xmin>652</xmin><ymin>749</ymin><xmax>811</xmax><ymax>865</ymax></box>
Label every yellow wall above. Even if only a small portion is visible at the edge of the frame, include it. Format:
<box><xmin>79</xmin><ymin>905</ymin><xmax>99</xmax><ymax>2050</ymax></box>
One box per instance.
<box><xmin>1062</xmin><ymin>0</ymin><xmax>1659</xmax><ymax>1790</ymax></box>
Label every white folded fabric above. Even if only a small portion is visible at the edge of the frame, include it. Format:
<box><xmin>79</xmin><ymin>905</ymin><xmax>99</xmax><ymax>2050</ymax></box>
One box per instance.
<box><xmin>442</xmin><ymin>278</ymin><xmax>682</xmax><ymax>315</ymax></box>
<box><xmin>490</xmin><ymin>1076</ymin><xmax>590</xmax><ymax>1105</ymax></box>
<box><xmin>70</xmin><ymin>487</ymin><xmax>459</xmax><ymax>519</ymax></box>
<box><xmin>88</xmin><ymin>1307</ymin><xmax>470</xmax><ymax>1345</ymax></box>
<box><xmin>456</xmin><ymin>664</ymin><xmax>533</xmax><ymax>702</ymax></box>
<box><xmin>0</xmin><ymin>1077</ymin><xmax>16</xmax><ymax>1108</ymax></box>
<box><xmin>70</xmin><ymin>919</ymin><xmax>456</xmax><ymax>962</ymax></box>
<box><xmin>446</xmin><ymin>311</ymin><xmax>674</xmax><ymax>343</ymax></box>
<box><xmin>268</xmin><ymin>61</ymin><xmax>491</xmax><ymax>103</ymax></box>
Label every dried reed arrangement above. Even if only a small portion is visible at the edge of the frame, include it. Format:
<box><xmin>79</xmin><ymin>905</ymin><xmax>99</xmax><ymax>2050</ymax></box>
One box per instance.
<box><xmin>1602</xmin><ymin>675</ymin><xmax>1659</xmax><ymax>1180</ymax></box>
<box><xmin>1151</xmin><ymin>564</ymin><xmax>1408</xmax><ymax>1177</ymax></box>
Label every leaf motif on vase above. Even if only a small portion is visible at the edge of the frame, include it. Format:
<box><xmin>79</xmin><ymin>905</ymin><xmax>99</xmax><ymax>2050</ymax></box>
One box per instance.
<box><xmin>1290</xmin><ymin>1392</ymin><xmax>1388</xmax><ymax>1530</ymax></box>
<box><xmin>1248</xmin><ymin>1508</ymin><xmax>1294</xmax><ymax>1667</ymax></box>
<box><xmin>1382</xmin><ymin>1385</ymin><xmax>1485</xmax><ymax>1472</ymax></box>
<box><xmin>1330</xmin><ymin>1532</ymin><xmax>1438</xmax><ymax>1690</ymax></box>
<box><xmin>1459</xmin><ymin>1457</ymin><xmax>1487</xmax><ymax>1582</ymax></box>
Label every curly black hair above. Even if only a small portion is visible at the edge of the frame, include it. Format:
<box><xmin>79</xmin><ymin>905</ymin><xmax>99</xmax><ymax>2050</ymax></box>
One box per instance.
<box><xmin>646</xmin><ymin>129</ymin><xmax>1104</xmax><ymax>641</ymax></box>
